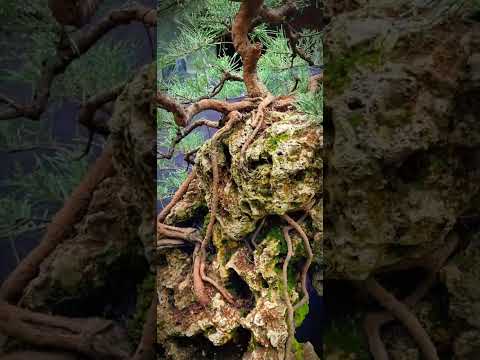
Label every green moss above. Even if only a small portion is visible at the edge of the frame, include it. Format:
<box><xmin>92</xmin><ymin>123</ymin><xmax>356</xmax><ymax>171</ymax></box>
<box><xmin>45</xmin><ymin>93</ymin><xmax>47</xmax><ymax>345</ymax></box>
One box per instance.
<box><xmin>294</xmin><ymin>302</ymin><xmax>309</xmax><ymax>327</ymax></box>
<box><xmin>127</xmin><ymin>272</ymin><xmax>155</xmax><ymax>344</ymax></box>
<box><xmin>292</xmin><ymin>338</ymin><xmax>304</xmax><ymax>360</ymax></box>
<box><xmin>323</xmin><ymin>316</ymin><xmax>370</xmax><ymax>359</ymax></box>
<box><xmin>265</xmin><ymin>132</ymin><xmax>290</xmax><ymax>153</ymax></box>
<box><xmin>325</xmin><ymin>46</ymin><xmax>383</xmax><ymax>95</ymax></box>
<box><xmin>348</xmin><ymin>113</ymin><xmax>364</xmax><ymax>128</ymax></box>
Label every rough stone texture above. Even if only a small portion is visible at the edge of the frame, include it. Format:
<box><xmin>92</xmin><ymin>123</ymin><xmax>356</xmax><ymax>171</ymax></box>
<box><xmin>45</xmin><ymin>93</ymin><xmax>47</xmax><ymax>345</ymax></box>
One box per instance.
<box><xmin>157</xmin><ymin>108</ymin><xmax>322</xmax><ymax>359</ymax></box>
<box><xmin>441</xmin><ymin>245</ymin><xmax>480</xmax><ymax>359</ymax></box>
<box><xmin>323</xmin><ymin>2</ymin><xmax>480</xmax><ymax>280</ymax></box>
<box><xmin>20</xmin><ymin>175</ymin><xmax>142</xmax><ymax>313</ymax></box>
<box><xmin>322</xmin><ymin>1</ymin><xmax>480</xmax><ymax>359</ymax></box>
<box><xmin>110</xmin><ymin>63</ymin><xmax>157</xmax><ymax>261</ymax></box>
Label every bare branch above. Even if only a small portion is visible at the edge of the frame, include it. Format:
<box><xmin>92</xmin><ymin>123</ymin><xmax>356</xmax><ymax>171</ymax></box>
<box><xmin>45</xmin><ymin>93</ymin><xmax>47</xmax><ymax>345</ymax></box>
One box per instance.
<box><xmin>193</xmin><ymin>71</ymin><xmax>243</xmax><ymax>102</ymax></box>
<box><xmin>232</xmin><ymin>0</ymin><xmax>268</xmax><ymax>97</ymax></box>
<box><xmin>158</xmin><ymin>118</ymin><xmax>219</xmax><ymax>160</ymax></box>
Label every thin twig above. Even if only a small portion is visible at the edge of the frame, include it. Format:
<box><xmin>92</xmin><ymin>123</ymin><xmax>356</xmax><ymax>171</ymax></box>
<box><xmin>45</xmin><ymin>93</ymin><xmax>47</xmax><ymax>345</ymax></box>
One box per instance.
<box><xmin>0</xmin><ymin>5</ymin><xmax>156</xmax><ymax>121</ymax></box>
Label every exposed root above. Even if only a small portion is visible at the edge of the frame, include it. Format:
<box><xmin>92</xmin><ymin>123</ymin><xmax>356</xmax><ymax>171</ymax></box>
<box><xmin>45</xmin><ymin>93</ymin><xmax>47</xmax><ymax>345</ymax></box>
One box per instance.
<box><xmin>281</xmin><ymin>214</ymin><xmax>313</xmax><ymax>311</ymax></box>
<box><xmin>308</xmin><ymin>73</ymin><xmax>323</xmax><ymax>93</ymax></box>
<box><xmin>364</xmin><ymin>278</ymin><xmax>439</xmax><ymax>360</ymax></box>
<box><xmin>0</xmin><ymin>301</ymin><xmax>128</xmax><ymax>360</ymax></box>
<box><xmin>364</xmin><ymin>235</ymin><xmax>459</xmax><ymax>360</ymax></box>
<box><xmin>193</xmin><ymin>244</ymin><xmax>210</xmax><ymax>306</ymax></box>
<box><xmin>157</xmin><ymin>224</ymin><xmax>201</xmax><ymax>244</ymax></box>
<box><xmin>193</xmin><ymin>151</ymin><xmax>221</xmax><ymax>305</ymax></box>
<box><xmin>281</xmin><ymin>226</ymin><xmax>295</xmax><ymax>360</ymax></box>
<box><xmin>0</xmin><ymin>145</ymin><xmax>115</xmax><ymax>304</ymax></box>
<box><xmin>157</xmin><ymin>168</ymin><xmax>197</xmax><ymax>223</ymax></box>
<box><xmin>200</xmin><ymin>261</ymin><xmax>235</xmax><ymax>305</ymax></box>
<box><xmin>241</xmin><ymin>94</ymin><xmax>276</xmax><ymax>158</ymax></box>
<box><xmin>251</xmin><ymin>217</ymin><xmax>266</xmax><ymax>248</ymax></box>
<box><xmin>157</xmin><ymin>239</ymin><xmax>193</xmax><ymax>250</ymax></box>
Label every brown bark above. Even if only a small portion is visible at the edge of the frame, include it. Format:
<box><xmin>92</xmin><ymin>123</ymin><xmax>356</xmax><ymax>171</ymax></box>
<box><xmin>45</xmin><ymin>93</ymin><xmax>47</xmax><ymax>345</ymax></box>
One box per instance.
<box><xmin>0</xmin><ymin>145</ymin><xmax>115</xmax><ymax>304</ymax></box>
<box><xmin>232</xmin><ymin>0</ymin><xmax>268</xmax><ymax>97</ymax></box>
<box><xmin>281</xmin><ymin>227</ymin><xmax>295</xmax><ymax>360</ymax></box>
<box><xmin>193</xmin><ymin>151</ymin><xmax>220</xmax><ymax>305</ymax></box>
<box><xmin>157</xmin><ymin>168</ymin><xmax>197</xmax><ymax>223</ymax></box>
<box><xmin>282</xmin><ymin>214</ymin><xmax>313</xmax><ymax>311</ymax></box>
<box><xmin>0</xmin><ymin>301</ymin><xmax>128</xmax><ymax>359</ymax></box>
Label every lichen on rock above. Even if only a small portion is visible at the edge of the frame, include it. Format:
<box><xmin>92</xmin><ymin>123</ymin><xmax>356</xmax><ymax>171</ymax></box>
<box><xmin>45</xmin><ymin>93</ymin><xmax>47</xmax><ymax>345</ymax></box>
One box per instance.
<box><xmin>157</xmin><ymin>106</ymin><xmax>323</xmax><ymax>359</ymax></box>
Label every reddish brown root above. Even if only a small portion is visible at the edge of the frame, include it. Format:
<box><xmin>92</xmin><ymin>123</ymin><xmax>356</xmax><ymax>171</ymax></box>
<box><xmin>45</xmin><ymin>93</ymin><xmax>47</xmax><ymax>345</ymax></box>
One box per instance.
<box><xmin>0</xmin><ymin>145</ymin><xmax>115</xmax><ymax>304</ymax></box>
<box><xmin>281</xmin><ymin>226</ymin><xmax>295</xmax><ymax>360</ymax></box>
<box><xmin>193</xmin><ymin>245</ymin><xmax>210</xmax><ymax>306</ymax></box>
<box><xmin>157</xmin><ymin>224</ymin><xmax>201</xmax><ymax>243</ymax></box>
<box><xmin>157</xmin><ymin>168</ymin><xmax>197</xmax><ymax>223</ymax></box>
<box><xmin>241</xmin><ymin>94</ymin><xmax>276</xmax><ymax>157</ymax></box>
<box><xmin>282</xmin><ymin>214</ymin><xmax>313</xmax><ymax>311</ymax></box>
<box><xmin>193</xmin><ymin>151</ymin><xmax>221</xmax><ymax>305</ymax></box>
<box><xmin>200</xmin><ymin>261</ymin><xmax>235</xmax><ymax>305</ymax></box>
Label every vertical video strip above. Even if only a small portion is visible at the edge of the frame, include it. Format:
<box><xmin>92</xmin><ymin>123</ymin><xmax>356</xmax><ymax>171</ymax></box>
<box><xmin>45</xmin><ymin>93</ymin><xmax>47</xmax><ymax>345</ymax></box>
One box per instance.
<box><xmin>0</xmin><ymin>1</ymin><xmax>157</xmax><ymax>359</ymax></box>
<box><xmin>323</xmin><ymin>1</ymin><xmax>480</xmax><ymax>360</ymax></box>
<box><xmin>156</xmin><ymin>1</ymin><xmax>323</xmax><ymax>359</ymax></box>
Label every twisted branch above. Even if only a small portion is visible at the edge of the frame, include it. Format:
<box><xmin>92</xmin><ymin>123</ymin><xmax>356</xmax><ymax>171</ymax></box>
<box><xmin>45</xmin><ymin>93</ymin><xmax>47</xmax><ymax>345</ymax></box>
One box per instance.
<box><xmin>0</xmin><ymin>5</ymin><xmax>156</xmax><ymax>121</ymax></box>
<box><xmin>232</xmin><ymin>0</ymin><xmax>268</xmax><ymax>97</ymax></box>
<box><xmin>0</xmin><ymin>145</ymin><xmax>115</xmax><ymax>304</ymax></box>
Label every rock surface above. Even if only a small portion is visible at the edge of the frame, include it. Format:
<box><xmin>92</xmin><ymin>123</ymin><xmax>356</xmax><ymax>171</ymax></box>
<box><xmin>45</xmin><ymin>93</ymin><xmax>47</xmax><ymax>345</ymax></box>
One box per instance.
<box><xmin>157</xmin><ymin>107</ymin><xmax>322</xmax><ymax>359</ymax></box>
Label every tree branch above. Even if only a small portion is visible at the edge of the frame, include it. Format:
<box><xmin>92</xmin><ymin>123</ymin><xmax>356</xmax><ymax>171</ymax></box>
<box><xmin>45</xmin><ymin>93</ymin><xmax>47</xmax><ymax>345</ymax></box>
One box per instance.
<box><xmin>0</xmin><ymin>5</ymin><xmax>156</xmax><ymax>122</ymax></box>
<box><xmin>232</xmin><ymin>0</ymin><xmax>268</xmax><ymax>97</ymax></box>
<box><xmin>0</xmin><ymin>145</ymin><xmax>115</xmax><ymax>304</ymax></box>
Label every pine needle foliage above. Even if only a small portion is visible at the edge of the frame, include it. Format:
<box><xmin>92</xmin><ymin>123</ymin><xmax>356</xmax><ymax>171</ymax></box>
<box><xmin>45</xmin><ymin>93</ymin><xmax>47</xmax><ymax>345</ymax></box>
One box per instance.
<box><xmin>157</xmin><ymin>0</ymin><xmax>323</xmax><ymax>201</ymax></box>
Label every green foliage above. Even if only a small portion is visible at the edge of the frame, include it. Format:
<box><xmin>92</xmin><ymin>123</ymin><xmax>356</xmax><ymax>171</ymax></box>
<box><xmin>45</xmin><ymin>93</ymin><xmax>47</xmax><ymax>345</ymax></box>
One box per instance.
<box><xmin>0</xmin><ymin>0</ymin><xmax>135</xmax><ymax>102</ymax></box>
<box><xmin>157</xmin><ymin>1</ymin><xmax>323</xmax><ymax>201</ymax></box>
<box><xmin>53</xmin><ymin>40</ymin><xmax>134</xmax><ymax>101</ymax></box>
<box><xmin>294</xmin><ymin>302</ymin><xmax>309</xmax><ymax>327</ymax></box>
<box><xmin>291</xmin><ymin>338</ymin><xmax>304</xmax><ymax>360</ymax></box>
<box><xmin>296</xmin><ymin>90</ymin><xmax>323</xmax><ymax>122</ymax></box>
<box><xmin>9</xmin><ymin>150</ymin><xmax>88</xmax><ymax>204</ymax></box>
